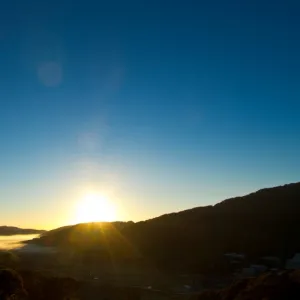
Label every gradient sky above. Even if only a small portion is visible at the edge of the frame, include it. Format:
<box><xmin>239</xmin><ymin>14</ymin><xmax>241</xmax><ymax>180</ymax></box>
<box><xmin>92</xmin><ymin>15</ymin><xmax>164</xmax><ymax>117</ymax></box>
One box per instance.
<box><xmin>0</xmin><ymin>0</ymin><xmax>299</xmax><ymax>229</ymax></box>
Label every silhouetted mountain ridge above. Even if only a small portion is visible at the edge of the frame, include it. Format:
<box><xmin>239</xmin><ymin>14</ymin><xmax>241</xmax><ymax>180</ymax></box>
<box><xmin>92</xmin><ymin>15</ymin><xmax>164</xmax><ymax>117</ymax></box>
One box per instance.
<box><xmin>0</xmin><ymin>226</ymin><xmax>45</xmax><ymax>236</ymax></box>
<box><xmin>29</xmin><ymin>182</ymin><xmax>300</xmax><ymax>272</ymax></box>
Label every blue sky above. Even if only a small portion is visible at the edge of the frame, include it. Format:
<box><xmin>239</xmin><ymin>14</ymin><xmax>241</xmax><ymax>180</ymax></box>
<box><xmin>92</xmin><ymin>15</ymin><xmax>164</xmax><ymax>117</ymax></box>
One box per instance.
<box><xmin>0</xmin><ymin>0</ymin><xmax>299</xmax><ymax>229</ymax></box>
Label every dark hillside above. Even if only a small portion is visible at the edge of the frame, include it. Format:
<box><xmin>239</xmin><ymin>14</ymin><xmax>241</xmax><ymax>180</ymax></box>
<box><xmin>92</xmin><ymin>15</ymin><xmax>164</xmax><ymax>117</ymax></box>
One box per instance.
<box><xmin>28</xmin><ymin>182</ymin><xmax>300</xmax><ymax>272</ymax></box>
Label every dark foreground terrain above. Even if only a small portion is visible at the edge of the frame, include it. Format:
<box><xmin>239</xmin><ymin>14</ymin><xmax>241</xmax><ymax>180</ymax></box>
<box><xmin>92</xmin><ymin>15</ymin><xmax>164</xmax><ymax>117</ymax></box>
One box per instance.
<box><xmin>192</xmin><ymin>270</ymin><xmax>300</xmax><ymax>300</ymax></box>
<box><xmin>1</xmin><ymin>267</ymin><xmax>300</xmax><ymax>300</ymax></box>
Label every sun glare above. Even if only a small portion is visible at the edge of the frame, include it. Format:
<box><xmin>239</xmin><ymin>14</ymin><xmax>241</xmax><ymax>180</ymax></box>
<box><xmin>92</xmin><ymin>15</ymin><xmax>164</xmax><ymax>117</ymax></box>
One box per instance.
<box><xmin>74</xmin><ymin>193</ymin><xmax>116</xmax><ymax>223</ymax></box>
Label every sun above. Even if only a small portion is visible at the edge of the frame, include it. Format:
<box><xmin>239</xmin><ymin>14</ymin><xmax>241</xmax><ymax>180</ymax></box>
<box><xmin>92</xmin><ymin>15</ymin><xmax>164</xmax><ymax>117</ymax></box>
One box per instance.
<box><xmin>74</xmin><ymin>193</ymin><xmax>116</xmax><ymax>223</ymax></box>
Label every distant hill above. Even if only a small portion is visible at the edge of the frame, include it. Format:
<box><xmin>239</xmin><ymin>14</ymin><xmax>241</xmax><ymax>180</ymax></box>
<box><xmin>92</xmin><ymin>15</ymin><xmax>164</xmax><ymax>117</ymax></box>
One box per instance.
<box><xmin>28</xmin><ymin>182</ymin><xmax>300</xmax><ymax>272</ymax></box>
<box><xmin>0</xmin><ymin>226</ymin><xmax>45</xmax><ymax>236</ymax></box>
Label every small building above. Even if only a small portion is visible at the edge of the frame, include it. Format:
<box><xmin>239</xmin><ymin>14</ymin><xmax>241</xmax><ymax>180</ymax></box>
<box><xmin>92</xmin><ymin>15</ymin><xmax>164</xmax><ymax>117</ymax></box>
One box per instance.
<box><xmin>259</xmin><ymin>256</ymin><xmax>281</xmax><ymax>268</ymax></box>
<box><xmin>239</xmin><ymin>265</ymin><xmax>267</xmax><ymax>278</ymax></box>
<box><xmin>285</xmin><ymin>253</ymin><xmax>300</xmax><ymax>270</ymax></box>
<box><xmin>240</xmin><ymin>267</ymin><xmax>256</xmax><ymax>278</ymax></box>
<box><xmin>250</xmin><ymin>265</ymin><xmax>268</xmax><ymax>274</ymax></box>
